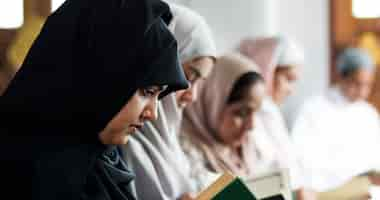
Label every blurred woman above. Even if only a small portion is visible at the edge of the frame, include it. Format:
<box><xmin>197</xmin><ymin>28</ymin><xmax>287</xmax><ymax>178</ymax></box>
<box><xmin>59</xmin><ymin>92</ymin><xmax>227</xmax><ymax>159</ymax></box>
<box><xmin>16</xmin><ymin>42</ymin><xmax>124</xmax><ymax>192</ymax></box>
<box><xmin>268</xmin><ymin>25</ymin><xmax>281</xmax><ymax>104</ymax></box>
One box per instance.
<box><xmin>181</xmin><ymin>53</ymin><xmax>266</xmax><ymax>180</ymax></box>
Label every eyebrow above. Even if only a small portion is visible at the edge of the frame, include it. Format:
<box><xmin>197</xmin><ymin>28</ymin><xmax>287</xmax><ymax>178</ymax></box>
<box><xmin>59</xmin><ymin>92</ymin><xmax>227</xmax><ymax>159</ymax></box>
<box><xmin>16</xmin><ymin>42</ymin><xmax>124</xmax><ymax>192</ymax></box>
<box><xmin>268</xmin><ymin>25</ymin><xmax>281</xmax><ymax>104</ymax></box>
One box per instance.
<box><xmin>156</xmin><ymin>85</ymin><xmax>168</xmax><ymax>92</ymax></box>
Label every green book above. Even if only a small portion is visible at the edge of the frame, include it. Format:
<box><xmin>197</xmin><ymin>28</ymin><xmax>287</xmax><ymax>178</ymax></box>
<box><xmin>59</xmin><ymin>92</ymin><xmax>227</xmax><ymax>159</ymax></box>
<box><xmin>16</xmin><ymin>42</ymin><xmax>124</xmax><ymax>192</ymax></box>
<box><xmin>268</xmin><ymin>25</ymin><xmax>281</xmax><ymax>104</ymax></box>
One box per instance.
<box><xmin>212</xmin><ymin>178</ymin><xmax>257</xmax><ymax>200</ymax></box>
<box><xmin>196</xmin><ymin>173</ymin><xmax>257</xmax><ymax>200</ymax></box>
<box><xmin>261</xmin><ymin>194</ymin><xmax>286</xmax><ymax>200</ymax></box>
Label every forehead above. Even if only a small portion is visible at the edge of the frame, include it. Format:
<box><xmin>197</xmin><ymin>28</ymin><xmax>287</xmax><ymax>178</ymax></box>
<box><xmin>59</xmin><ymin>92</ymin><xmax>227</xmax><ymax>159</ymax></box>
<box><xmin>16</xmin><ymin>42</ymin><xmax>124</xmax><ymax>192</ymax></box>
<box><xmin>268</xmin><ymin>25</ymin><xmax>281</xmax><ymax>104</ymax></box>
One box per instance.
<box><xmin>276</xmin><ymin>66</ymin><xmax>298</xmax><ymax>79</ymax></box>
<box><xmin>186</xmin><ymin>57</ymin><xmax>214</xmax><ymax>75</ymax></box>
<box><xmin>245</xmin><ymin>83</ymin><xmax>266</xmax><ymax>103</ymax></box>
<box><xmin>350</xmin><ymin>68</ymin><xmax>374</xmax><ymax>82</ymax></box>
<box><xmin>144</xmin><ymin>85</ymin><xmax>168</xmax><ymax>91</ymax></box>
<box><xmin>227</xmin><ymin>83</ymin><xmax>266</xmax><ymax>108</ymax></box>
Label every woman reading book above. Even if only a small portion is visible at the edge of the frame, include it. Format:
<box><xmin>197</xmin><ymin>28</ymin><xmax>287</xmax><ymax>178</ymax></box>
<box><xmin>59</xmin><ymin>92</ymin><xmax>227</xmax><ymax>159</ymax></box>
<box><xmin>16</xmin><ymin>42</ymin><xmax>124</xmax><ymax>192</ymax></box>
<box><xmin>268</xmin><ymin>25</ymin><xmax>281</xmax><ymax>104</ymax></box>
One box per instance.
<box><xmin>180</xmin><ymin>52</ymin><xmax>266</xmax><ymax>183</ymax></box>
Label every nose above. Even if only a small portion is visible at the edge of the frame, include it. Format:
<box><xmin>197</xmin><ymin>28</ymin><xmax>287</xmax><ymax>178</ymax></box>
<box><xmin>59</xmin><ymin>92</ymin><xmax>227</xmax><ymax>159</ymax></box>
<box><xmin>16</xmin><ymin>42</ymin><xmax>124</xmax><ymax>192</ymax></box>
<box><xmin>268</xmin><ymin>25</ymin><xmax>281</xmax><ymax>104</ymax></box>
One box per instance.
<box><xmin>181</xmin><ymin>83</ymin><xmax>198</xmax><ymax>104</ymax></box>
<box><xmin>142</xmin><ymin>99</ymin><xmax>158</xmax><ymax>121</ymax></box>
<box><xmin>243</xmin><ymin>113</ymin><xmax>255</xmax><ymax>131</ymax></box>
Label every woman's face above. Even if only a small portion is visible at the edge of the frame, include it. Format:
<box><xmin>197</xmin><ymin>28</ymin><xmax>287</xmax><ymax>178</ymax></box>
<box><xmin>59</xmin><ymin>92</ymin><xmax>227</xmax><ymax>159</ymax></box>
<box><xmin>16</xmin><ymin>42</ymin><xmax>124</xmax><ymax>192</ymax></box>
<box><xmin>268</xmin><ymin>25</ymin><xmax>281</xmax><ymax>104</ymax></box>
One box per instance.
<box><xmin>272</xmin><ymin>66</ymin><xmax>298</xmax><ymax>104</ymax></box>
<box><xmin>340</xmin><ymin>68</ymin><xmax>374</xmax><ymax>102</ymax></box>
<box><xmin>99</xmin><ymin>86</ymin><xmax>166</xmax><ymax>145</ymax></box>
<box><xmin>176</xmin><ymin>57</ymin><xmax>214</xmax><ymax>109</ymax></box>
<box><xmin>217</xmin><ymin>82</ymin><xmax>265</xmax><ymax>148</ymax></box>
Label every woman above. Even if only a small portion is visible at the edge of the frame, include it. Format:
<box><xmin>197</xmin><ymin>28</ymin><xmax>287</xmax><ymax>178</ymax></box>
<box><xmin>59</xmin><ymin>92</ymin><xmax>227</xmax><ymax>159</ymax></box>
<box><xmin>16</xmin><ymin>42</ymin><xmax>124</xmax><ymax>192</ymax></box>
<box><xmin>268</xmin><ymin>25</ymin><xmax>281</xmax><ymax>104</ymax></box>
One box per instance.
<box><xmin>0</xmin><ymin>0</ymin><xmax>188</xmax><ymax>199</ymax></box>
<box><xmin>181</xmin><ymin>52</ymin><xmax>266</xmax><ymax>179</ymax></box>
<box><xmin>239</xmin><ymin>37</ymin><xmax>318</xmax><ymax>200</ymax></box>
<box><xmin>124</xmin><ymin>4</ymin><xmax>217</xmax><ymax>200</ymax></box>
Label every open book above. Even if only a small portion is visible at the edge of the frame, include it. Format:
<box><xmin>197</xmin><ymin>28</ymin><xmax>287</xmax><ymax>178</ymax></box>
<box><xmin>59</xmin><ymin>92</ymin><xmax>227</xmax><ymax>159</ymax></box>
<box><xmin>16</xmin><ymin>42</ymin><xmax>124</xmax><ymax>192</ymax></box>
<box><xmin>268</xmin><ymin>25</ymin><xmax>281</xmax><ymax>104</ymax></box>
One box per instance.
<box><xmin>195</xmin><ymin>172</ymin><xmax>257</xmax><ymax>200</ymax></box>
<box><xmin>195</xmin><ymin>172</ymin><xmax>287</xmax><ymax>200</ymax></box>
<box><xmin>245</xmin><ymin>169</ymin><xmax>292</xmax><ymax>200</ymax></box>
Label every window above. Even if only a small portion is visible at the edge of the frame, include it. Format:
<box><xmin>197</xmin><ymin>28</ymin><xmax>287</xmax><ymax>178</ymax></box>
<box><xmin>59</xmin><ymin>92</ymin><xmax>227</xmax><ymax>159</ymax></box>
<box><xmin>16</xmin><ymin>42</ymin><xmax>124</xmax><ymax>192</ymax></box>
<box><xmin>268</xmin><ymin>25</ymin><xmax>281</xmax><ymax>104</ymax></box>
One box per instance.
<box><xmin>0</xmin><ymin>0</ymin><xmax>24</xmax><ymax>28</ymax></box>
<box><xmin>352</xmin><ymin>0</ymin><xmax>380</xmax><ymax>19</ymax></box>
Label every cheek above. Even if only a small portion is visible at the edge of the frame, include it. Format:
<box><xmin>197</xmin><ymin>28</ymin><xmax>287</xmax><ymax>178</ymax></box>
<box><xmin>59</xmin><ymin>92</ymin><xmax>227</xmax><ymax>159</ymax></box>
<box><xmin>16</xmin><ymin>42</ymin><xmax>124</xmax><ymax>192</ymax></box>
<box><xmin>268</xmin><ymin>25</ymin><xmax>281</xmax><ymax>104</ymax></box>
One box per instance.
<box><xmin>279</xmin><ymin>80</ymin><xmax>291</xmax><ymax>93</ymax></box>
<box><xmin>358</xmin><ymin>86</ymin><xmax>371</xmax><ymax>99</ymax></box>
<box><xmin>231</xmin><ymin>117</ymin><xmax>244</xmax><ymax>131</ymax></box>
<box><xmin>347</xmin><ymin>86</ymin><xmax>358</xmax><ymax>96</ymax></box>
<box><xmin>123</xmin><ymin>96</ymin><xmax>146</xmax><ymax>124</ymax></box>
<box><xmin>219</xmin><ymin>116</ymin><xmax>244</xmax><ymax>139</ymax></box>
<box><xmin>176</xmin><ymin>90</ymin><xmax>185</xmax><ymax>102</ymax></box>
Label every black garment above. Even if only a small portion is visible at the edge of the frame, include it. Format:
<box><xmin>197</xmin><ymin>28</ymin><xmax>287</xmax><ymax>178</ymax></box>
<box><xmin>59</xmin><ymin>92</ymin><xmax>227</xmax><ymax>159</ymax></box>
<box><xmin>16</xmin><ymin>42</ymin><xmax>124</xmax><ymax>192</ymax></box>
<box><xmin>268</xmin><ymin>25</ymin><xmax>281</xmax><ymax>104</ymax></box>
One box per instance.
<box><xmin>82</xmin><ymin>146</ymin><xmax>137</xmax><ymax>200</ymax></box>
<box><xmin>0</xmin><ymin>0</ymin><xmax>187</xmax><ymax>199</ymax></box>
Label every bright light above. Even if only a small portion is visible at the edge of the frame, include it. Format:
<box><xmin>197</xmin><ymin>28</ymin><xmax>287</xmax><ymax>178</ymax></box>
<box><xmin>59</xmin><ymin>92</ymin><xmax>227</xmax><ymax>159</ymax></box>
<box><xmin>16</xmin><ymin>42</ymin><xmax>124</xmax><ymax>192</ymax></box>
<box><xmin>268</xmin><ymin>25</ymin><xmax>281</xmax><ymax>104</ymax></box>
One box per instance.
<box><xmin>0</xmin><ymin>0</ymin><xmax>24</xmax><ymax>28</ymax></box>
<box><xmin>52</xmin><ymin>0</ymin><xmax>65</xmax><ymax>12</ymax></box>
<box><xmin>352</xmin><ymin>0</ymin><xmax>380</xmax><ymax>19</ymax></box>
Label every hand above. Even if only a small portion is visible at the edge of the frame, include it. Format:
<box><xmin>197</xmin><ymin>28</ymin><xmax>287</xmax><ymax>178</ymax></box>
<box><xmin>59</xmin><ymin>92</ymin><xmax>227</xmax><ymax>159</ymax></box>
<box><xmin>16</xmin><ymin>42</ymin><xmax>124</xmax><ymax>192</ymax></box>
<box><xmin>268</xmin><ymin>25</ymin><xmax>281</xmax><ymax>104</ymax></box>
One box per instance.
<box><xmin>180</xmin><ymin>193</ymin><xmax>196</xmax><ymax>200</ymax></box>
<box><xmin>296</xmin><ymin>188</ymin><xmax>318</xmax><ymax>200</ymax></box>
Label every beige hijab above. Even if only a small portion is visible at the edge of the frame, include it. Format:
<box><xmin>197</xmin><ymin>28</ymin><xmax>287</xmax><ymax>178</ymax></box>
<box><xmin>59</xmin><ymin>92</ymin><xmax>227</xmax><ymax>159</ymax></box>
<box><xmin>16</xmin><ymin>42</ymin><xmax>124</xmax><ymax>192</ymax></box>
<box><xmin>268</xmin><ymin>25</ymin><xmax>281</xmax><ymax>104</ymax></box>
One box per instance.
<box><xmin>239</xmin><ymin>37</ymin><xmax>281</xmax><ymax>93</ymax></box>
<box><xmin>182</xmin><ymin>52</ymin><xmax>261</xmax><ymax>177</ymax></box>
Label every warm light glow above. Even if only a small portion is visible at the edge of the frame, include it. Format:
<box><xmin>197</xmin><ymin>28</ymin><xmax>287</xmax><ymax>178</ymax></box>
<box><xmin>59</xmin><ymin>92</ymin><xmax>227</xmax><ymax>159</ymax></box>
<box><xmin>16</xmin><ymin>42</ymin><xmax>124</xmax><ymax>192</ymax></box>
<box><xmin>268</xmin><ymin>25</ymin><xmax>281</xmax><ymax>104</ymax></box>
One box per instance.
<box><xmin>352</xmin><ymin>0</ymin><xmax>380</xmax><ymax>19</ymax></box>
<box><xmin>52</xmin><ymin>0</ymin><xmax>65</xmax><ymax>12</ymax></box>
<box><xmin>0</xmin><ymin>0</ymin><xmax>24</xmax><ymax>28</ymax></box>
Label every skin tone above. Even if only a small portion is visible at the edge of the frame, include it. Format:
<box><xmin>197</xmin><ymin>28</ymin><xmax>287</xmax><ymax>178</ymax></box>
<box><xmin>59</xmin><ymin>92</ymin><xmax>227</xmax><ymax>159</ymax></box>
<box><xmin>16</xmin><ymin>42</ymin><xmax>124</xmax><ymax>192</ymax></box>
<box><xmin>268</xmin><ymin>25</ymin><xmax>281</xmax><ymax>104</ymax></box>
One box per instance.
<box><xmin>176</xmin><ymin>56</ymin><xmax>215</xmax><ymax>108</ymax></box>
<box><xmin>98</xmin><ymin>85</ymin><xmax>167</xmax><ymax>145</ymax></box>
<box><xmin>272</xmin><ymin>65</ymin><xmax>299</xmax><ymax>105</ymax></box>
<box><xmin>338</xmin><ymin>68</ymin><xmax>374</xmax><ymax>103</ymax></box>
<box><xmin>217</xmin><ymin>81</ymin><xmax>266</xmax><ymax>150</ymax></box>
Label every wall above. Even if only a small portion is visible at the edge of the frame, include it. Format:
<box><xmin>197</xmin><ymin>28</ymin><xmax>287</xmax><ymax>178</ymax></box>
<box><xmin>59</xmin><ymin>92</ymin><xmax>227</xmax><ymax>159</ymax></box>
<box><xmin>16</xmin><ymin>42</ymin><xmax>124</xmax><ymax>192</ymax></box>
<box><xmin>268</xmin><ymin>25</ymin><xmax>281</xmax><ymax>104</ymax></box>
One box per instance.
<box><xmin>185</xmin><ymin>0</ymin><xmax>330</xmax><ymax>128</ymax></box>
<box><xmin>187</xmin><ymin>0</ymin><xmax>278</xmax><ymax>51</ymax></box>
<box><xmin>276</xmin><ymin>0</ymin><xmax>330</xmax><ymax>128</ymax></box>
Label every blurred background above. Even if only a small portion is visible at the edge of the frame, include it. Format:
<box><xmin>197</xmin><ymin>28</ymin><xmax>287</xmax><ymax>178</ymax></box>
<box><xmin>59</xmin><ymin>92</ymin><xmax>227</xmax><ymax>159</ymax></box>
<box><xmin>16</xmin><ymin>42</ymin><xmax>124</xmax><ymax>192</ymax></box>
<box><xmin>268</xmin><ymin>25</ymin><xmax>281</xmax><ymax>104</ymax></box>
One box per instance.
<box><xmin>0</xmin><ymin>0</ymin><xmax>379</xmax><ymax>127</ymax></box>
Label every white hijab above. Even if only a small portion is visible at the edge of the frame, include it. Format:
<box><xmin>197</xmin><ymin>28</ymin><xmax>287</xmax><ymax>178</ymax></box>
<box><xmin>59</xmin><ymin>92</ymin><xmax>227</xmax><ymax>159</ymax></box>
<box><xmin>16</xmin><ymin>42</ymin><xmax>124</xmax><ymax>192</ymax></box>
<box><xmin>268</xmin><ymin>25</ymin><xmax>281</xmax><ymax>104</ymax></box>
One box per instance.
<box><xmin>124</xmin><ymin>3</ymin><xmax>217</xmax><ymax>200</ymax></box>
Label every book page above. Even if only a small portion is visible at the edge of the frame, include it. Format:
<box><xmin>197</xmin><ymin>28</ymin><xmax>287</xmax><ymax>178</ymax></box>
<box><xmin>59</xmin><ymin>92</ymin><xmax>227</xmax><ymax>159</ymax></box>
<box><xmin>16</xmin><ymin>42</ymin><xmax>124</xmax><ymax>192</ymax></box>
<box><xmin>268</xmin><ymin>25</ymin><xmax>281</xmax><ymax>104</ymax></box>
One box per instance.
<box><xmin>245</xmin><ymin>170</ymin><xmax>292</xmax><ymax>200</ymax></box>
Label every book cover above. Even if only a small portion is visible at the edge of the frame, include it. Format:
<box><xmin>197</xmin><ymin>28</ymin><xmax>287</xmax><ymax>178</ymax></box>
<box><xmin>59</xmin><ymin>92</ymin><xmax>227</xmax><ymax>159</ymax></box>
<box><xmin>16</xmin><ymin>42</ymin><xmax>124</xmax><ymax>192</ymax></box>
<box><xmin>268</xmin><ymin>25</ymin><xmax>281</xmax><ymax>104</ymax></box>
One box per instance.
<box><xmin>261</xmin><ymin>194</ymin><xmax>286</xmax><ymax>200</ymax></box>
<box><xmin>196</xmin><ymin>173</ymin><xmax>258</xmax><ymax>200</ymax></box>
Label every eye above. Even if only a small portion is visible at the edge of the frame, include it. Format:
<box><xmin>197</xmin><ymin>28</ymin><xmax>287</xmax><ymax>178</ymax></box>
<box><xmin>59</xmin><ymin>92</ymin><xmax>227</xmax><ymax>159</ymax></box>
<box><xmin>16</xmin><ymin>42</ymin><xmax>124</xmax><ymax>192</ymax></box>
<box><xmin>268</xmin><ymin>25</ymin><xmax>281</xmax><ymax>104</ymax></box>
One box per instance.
<box><xmin>186</xmin><ymin>67</ymin><xmax>202</xmax><ymax>84</ymax></box>
<box><xmin>234</xmin><ymin>109</ymin><xmax>249</xmax><ymax>118</ymax></box>
<box><xmin>185</xmin><ymin>71</ymin><xmax>195</xmax><ymax>83</ymax></box>
<box><xmin>141</xmin><ymin>88</ymin><xmax>156</xmax><ymax>97</ymax></box>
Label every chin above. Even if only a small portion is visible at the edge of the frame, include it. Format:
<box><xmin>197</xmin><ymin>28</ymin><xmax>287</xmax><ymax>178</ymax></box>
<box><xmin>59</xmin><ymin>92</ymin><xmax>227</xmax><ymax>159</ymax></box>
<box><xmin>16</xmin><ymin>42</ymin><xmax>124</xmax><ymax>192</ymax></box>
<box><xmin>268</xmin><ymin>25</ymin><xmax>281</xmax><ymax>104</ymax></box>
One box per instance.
<box><xmin>178</xmin><ymin>103</ymin><xmax>187</xmax><ymax>109</ymax></box>
<box><xmin>228</xmin><ymin>140</ymin><xmax>243</xmax><ymax>149</ymax></box>
<box><xmin>122</xmin><ymin>137</ymin><xmax>129</xmax><ymax>144</ymax></box>
<box><xmin>113</xmin><ymin>136</ymin><xmax>129</xmax><ymax>145</ymax></box>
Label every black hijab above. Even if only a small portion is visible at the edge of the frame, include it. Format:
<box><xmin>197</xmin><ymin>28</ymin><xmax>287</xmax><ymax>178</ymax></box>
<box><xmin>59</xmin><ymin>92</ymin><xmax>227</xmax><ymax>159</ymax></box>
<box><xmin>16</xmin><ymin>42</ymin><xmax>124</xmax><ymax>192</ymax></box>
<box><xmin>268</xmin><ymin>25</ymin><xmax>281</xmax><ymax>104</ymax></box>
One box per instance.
<box><xmin>0</xmin><ymin>0</ymin><xmax>187</xmax><ymax>199</ymax></box>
